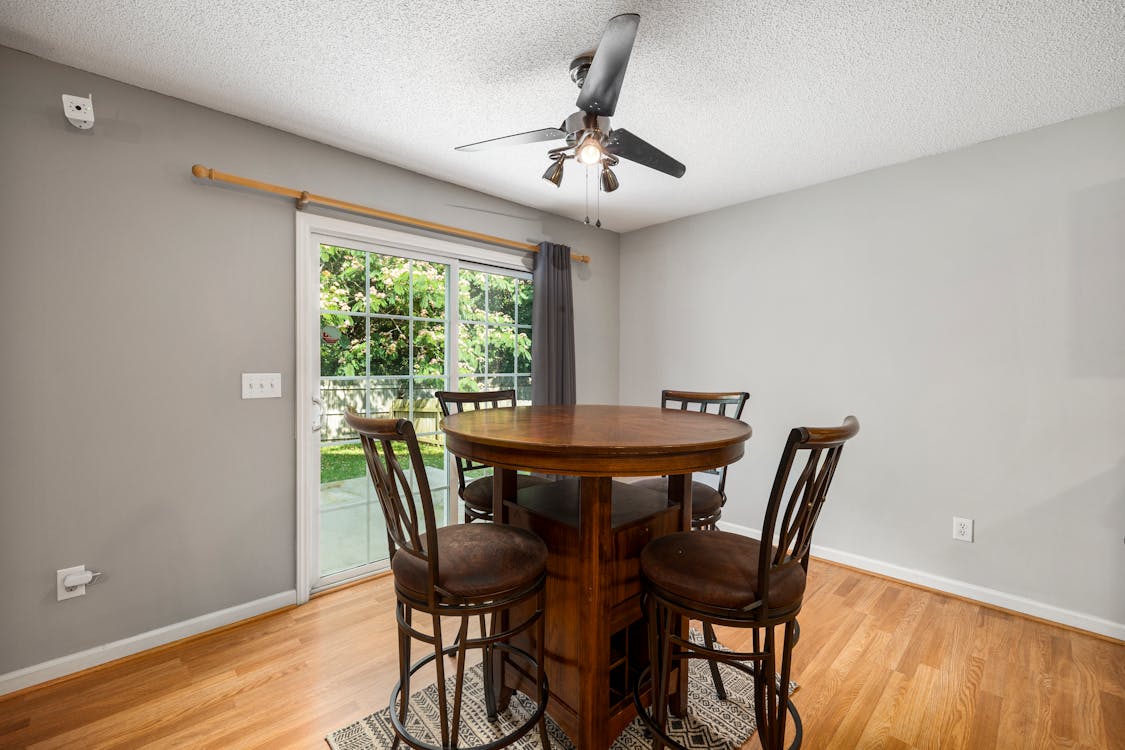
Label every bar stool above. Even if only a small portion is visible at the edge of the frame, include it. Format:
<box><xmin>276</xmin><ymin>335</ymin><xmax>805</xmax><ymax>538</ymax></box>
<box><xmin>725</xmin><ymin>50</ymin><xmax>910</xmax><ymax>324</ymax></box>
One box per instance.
<box><xmin>633</xmin><ymin>389</ymin><xmax>750</xmax><ymax>698</ymax></box>
<box><xmin>436</xmin><ymin>389</ymin><xmax>551</xmax><ymax>523</ymax></box>
<box><xmin>345</xmin><ymin>412</ymin><xmax>552</xmax><ymax>750</ymax></box>
<box><xmin>632</xmin><ymin>389</ymin><xmax>749</xmax><ymax>530</ymax></box>
<box><xmin>634</xmin><ymin>417</ymin><xmax>859</xmax><ymax>750</ymax></box>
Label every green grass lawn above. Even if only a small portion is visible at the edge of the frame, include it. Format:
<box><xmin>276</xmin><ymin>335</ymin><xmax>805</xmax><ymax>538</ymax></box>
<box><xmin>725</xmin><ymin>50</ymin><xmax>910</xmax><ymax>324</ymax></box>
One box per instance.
<box><xmin>321</xmin><ymin>441</ymin><xmax>447</xmax><ymax>484</ymax></box>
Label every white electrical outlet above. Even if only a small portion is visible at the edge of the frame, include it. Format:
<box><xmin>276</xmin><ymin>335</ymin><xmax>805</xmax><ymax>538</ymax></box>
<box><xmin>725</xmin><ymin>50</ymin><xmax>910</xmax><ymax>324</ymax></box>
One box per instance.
<box><xmin>57</xmin><ymin>565</ymin><xmax>87</xmax><ymax>601</ymax></box>
<box><xmin>242</xmin><ymin>373</ymin><xmax>281</xmax><ymax>399</ymax></box>
<box><xmin>952</xmin><ymin>516</ymin><xmax>974</xmax><ymax>542</ymax></box>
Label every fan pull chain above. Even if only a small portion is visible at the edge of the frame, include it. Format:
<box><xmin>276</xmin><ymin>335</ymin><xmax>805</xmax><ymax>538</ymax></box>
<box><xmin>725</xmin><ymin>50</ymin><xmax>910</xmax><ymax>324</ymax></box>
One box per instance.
<box><xmin>596</xmin><ymin>167</ymin><xmax>602</xmax><ymax>228</ymax></box>
<box><xmin>582</xmin><ymin>164</ymin><xmax>602</xmax><ymax>228</ymax></box>
<box><xmin>587</xmin><ymin>167</ymin><xmax>592</xmax><ymax>226</ymax></box>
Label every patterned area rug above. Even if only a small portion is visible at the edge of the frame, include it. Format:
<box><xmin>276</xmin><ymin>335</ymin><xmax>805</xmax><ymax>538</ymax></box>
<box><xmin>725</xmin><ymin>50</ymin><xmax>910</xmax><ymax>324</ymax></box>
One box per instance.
<box><xmin>327</xmin><ymin>633</ymin><xmax>797</xmax><ymax>750</ymax></box>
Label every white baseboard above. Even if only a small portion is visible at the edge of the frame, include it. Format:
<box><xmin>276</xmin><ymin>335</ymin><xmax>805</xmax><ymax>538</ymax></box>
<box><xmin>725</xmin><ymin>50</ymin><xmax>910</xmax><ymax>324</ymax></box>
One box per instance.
<box><xmin>0</xmin><ymin>589</ymin><xmax>298</xmax><ymax>696</ymax></box>
<box><xmin>719</xmin><ymin>522</ymin><xmax>1124</xmax><ymax>641</ymax></box>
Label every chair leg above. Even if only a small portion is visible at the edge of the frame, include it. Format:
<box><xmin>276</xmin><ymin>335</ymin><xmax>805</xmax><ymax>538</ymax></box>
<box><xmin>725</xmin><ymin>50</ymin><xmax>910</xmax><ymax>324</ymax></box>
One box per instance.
<box><xmin>450</xmin><ymin>610</ymin><xmax>488</xmax><ymax>654</ymax></box>
<box><xmin>752</xmin><ymin>626</ymin><xmax>767</xmax><ymax>750</ymax></box>
<box><xmin>482</xmin><ymin>611</ymin><xmax>498</xmax><ymax>722</ymax></box>
<box><xmin>757</xmin><ymin>625</ymin><xmax>780</xmax><ymax>750</ymax></box>
<box><xmin>450</xmin><ymin>617</ymin><xmax>470</xmax><ymax>745</ymax></box>
<box><xmin>650</xmin><ymin>599</ymin><xmax>674</xmax><ymax>750</ymax></box>
<box><xmin>392</xmin><ymin>602</ymin><xmax>412</xmax><ymax>750</ymax></box>
<box><xmin>775</xmin><ymin>620</ymin><xmax>798</xmax><ymax>749</ymax></box>
<box><xmin>431</xmin><ymin>613</ymin><xmax>451</xmax><ymax>748</ymax></box>
<box><xmin>701</xmin><ymin>621</ymin><xmax>728</xmax><ymax>700</ymax></box>
<box><xmin>536</xmin><ymin>588</ymin><xmax>552</xmax><ymax>750</ymax></box>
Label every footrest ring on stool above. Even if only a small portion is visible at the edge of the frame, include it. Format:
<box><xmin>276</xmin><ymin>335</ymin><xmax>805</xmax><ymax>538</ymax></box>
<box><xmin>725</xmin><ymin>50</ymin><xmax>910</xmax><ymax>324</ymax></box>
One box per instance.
<box><xmin>389</xmin><ymin>641</ymin><xmax>550</xmax><ymax>750</ymax></box>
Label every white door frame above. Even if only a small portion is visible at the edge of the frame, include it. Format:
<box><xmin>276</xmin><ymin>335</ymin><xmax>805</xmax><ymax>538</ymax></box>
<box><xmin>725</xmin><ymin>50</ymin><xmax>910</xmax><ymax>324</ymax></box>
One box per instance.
<box><xmin>295</xmin><ymin>213</ymin><xmax>531</xmax><ymax>603</ymax></box>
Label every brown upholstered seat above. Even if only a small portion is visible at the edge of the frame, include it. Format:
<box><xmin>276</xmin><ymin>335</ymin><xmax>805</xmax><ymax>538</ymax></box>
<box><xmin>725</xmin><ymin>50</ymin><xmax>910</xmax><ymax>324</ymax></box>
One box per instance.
<box><xmin>462</xmin><ymin>473</ymin><xmax>552</xmax><ymax>515</ymax></box>
<box><xmin>640</xmin><ymin>530</ymin><xmax>805</xmax><ymax>611</ymax></box>
<box><xmin>392</xmin><ymin>523</ymin><xmax>547</xmax><ymax>600</ymax></box>
<box><xmin>632</xmin><ymin>477</ymin><xmax>724</xmax><ymax>519</ymax></box>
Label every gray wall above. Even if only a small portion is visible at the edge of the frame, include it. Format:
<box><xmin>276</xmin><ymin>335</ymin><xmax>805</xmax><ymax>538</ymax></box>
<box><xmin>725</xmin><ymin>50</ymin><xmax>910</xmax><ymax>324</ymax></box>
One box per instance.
<box><xmin>620</xmin><ymin>106</ymin><xmax>1125</xmax><ymax>627</ymax></box>
<box><xmin>0</xmin><ymin>46</ymin><xmax>620</xmax><ymax>674</ymax></box>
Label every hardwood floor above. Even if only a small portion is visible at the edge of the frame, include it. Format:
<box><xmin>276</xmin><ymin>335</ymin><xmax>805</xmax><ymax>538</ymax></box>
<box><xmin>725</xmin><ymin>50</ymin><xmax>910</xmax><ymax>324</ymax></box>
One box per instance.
<box><xmin>2</xmin><ymin>560</ymin><xmax>1122</xmax><ymax>749</ymax></box>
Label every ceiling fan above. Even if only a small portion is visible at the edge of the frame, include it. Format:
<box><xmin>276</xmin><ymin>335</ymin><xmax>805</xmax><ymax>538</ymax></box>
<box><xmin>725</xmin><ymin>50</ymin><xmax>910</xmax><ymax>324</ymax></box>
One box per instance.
<box><xmin>455</xmin><ymin>13</ymin><xmax>685</xmax><ymax>194</ymax></box>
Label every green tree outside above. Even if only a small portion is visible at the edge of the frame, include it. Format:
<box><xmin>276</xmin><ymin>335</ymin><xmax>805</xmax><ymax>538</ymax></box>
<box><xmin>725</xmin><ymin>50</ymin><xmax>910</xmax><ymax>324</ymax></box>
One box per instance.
<box><xmin>318</xmin><ymin>245</ymin><xmax>533</xmax><ymax>479</ymax></box>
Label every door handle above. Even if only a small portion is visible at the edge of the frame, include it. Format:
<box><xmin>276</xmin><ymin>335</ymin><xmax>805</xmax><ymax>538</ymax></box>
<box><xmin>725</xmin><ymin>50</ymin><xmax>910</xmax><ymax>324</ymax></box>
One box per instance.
<box><xmin>312</xmin><ymin>397</ymin><xmax>323</xmax><ymax>432</ymax></box>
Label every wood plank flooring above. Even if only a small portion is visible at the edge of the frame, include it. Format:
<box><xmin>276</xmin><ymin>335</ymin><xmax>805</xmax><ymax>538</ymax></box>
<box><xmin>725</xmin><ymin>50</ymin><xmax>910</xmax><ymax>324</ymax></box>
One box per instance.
<box><xmin>1</xmin><ymin>560</ymin><xmax>1122</xmax><ymax>749</ymax></box>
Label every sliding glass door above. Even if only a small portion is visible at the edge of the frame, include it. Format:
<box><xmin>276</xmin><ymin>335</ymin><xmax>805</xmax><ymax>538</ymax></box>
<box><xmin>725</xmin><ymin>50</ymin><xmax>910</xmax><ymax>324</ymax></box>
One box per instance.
<box><xmin>300</xmin><ymin>222</ymin><xmax>533</xmax><ymax>592</ymax></box>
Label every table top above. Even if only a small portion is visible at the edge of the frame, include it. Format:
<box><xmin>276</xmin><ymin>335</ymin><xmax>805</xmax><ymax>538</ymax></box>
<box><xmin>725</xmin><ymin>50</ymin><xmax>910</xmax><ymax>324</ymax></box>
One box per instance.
<box><xmin>442</xmin><ymin>404</ymin><xmax>752</xmax><ymax>477</ymax></box>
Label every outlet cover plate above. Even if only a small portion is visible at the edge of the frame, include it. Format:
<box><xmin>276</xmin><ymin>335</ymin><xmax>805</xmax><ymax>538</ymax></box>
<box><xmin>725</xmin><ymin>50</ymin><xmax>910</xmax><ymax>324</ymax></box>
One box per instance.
<box><xmin>952</xmin><ymin>516</ymin><xmax>974</xmax><ymax>542</ymax></box>
<box><xmin>242</xmin><ymin>372</ymin><xmax>281</xmax><ymax>399</ymax></box>
<box><xmin>57</xmin><ymin>565</ymin><xmax>86</xmax><ymax>601</ymax></box>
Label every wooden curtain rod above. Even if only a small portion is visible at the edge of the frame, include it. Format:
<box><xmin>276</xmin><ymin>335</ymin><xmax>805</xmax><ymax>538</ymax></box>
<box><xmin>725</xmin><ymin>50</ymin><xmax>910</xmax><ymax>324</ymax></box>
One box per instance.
<box><xmin>190</xmin><ymin>164</ymin><xmax>590</xmax><ymax>264</ymax></box>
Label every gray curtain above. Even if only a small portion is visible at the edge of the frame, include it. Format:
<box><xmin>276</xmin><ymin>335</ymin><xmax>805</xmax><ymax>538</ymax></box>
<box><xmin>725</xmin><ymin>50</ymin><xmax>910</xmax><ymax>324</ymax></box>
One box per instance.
<box><xmin>531</xmin><ymin>242</ymin><xmax>576</xmax><ymax>405</ymax></box>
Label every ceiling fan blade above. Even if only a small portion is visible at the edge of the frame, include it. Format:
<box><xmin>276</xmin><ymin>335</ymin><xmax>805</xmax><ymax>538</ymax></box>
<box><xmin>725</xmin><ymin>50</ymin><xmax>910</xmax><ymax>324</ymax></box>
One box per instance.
<box><xmin>455</xmin><ymin>127</ymin><xmax>566</xmax><ymax>152</ymax></box>
<box><xmin>575</xmin><ymin>13</ymin><xmax>639</xmax><ymax>117</ymax></box>
<box><xmin>606</xmin><ymin>128</ymin><xmax>686</xmax><ymax>178</ymax></box>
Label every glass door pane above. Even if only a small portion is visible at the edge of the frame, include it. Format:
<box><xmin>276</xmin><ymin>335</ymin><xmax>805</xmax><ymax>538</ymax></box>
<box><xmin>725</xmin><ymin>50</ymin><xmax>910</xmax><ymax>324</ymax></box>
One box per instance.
<box><xmin>456</xmin><ymin>269</ymin><xmax>533</xmax><ymax>401</ymax></box>
<box><xmin>317</xmin><ymin>244</ymin><xmax>452</xmax><ymax>581</ymax></box>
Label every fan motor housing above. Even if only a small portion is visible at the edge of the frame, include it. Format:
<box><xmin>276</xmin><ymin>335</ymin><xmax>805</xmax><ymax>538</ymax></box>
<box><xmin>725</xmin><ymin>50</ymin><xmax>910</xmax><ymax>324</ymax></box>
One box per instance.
<box><xmin>563</xmin><ymin>111</ymin><xmax>610</xmax><ymax>146</ymax></box>
<box><xmin>569</xmin><ymin>54</ymin><xmax>594</xmax><ymax>88</ymax></box>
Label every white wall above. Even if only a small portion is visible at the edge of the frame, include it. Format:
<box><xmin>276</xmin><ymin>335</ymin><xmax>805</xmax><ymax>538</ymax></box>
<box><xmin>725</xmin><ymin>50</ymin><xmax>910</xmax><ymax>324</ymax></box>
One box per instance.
<box><xmin>620</xmin><ymin>107</ymin><xmax>1125</xmax><ymax>634</ymax></box>
<box><xmin>0</xmin><ymin>45</ymin><xmax>620</xmax><ymax>680</ymax></box>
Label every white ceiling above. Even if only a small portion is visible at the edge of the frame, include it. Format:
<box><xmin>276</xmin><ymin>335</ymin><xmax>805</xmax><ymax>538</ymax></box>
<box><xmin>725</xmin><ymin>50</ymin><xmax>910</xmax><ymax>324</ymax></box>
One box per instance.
<box><xmin>3</xmin><ymin>1</ymin><xmax>1124</xmax><ymax>232</ymax></box>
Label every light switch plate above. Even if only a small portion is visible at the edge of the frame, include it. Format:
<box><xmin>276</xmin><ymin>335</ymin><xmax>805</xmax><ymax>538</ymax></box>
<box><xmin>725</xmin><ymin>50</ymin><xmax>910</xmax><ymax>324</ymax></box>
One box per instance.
<box><xmin>242</xmin><ymin>373</ymin><xmax>281</xmax><ymax>399</ymax></box>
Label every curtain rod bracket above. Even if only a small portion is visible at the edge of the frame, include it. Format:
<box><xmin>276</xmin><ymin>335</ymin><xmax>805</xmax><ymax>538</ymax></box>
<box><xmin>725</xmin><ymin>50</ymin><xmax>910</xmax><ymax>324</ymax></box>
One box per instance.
<box><xmin>296</xmin><ymin>191</ymin><xmax>311</xmax><ymax>210</ymax></box>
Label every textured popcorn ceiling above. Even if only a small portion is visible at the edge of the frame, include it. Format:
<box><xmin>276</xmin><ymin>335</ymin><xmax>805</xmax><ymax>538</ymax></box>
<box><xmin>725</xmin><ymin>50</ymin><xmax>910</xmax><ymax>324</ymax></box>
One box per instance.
<box><xmin>3</xmin><ymin>1</ymin><xmax>1124</xmax><ymax>232</ymax></box>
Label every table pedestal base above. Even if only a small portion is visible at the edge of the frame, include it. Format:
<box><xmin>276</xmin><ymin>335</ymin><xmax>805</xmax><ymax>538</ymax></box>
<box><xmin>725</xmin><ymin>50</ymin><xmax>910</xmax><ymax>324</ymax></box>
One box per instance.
<box><xmin>500</xmin><ymin>478</ymin><xmax>685</xmax><ymax>748</ymax></box>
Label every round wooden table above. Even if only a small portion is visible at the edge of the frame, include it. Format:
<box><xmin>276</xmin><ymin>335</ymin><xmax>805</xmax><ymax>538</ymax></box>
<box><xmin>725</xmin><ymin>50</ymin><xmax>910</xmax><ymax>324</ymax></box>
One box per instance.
<box><xmin>442</xmin><ymin>405</ymin><xmax>751</xmax><ymax>749</ymax></box>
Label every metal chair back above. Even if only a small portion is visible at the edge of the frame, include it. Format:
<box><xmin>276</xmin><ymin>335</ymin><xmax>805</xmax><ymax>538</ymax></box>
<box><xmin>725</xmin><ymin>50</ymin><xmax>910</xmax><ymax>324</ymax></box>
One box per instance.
<box><xmin>661</xmin><ymin>389</ymin><xmax>749</xmax><ymax>495</ymax></box>
<box><xmin>757</xmin><ymin>416</ymin><xmax>860</xmax><ymax>612</ymax></box>
<box><xmin>343</xmin><ymin>412</ymin><xmax>440</xmax><ymax>602</ymax></box>
<box><xmin>436</xmin><ymin>388</ymin><xmax>519</xmax><ymax>496</ymax></box>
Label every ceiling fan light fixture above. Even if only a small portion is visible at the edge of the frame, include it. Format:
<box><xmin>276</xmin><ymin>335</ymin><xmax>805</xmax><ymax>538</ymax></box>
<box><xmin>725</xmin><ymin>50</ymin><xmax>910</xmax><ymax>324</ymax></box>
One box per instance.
<box><xmin>600</xmin><ymin>164</ymin><xmax>619</xmax><ymax>193</ymax></box>
<box><xmin>542</xmin><ymin>158</ymin><xmax>565</xmax><ymax>187</ymax></box>
<box><xmin>454</xmin><ymin>12</ymin><xmax>685</xmax><ymax>213</ymax></box>
<box><xmin>575</xmin><ymin>134</ymin><xmax>604</xmax><ymax>165</ymax></box>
